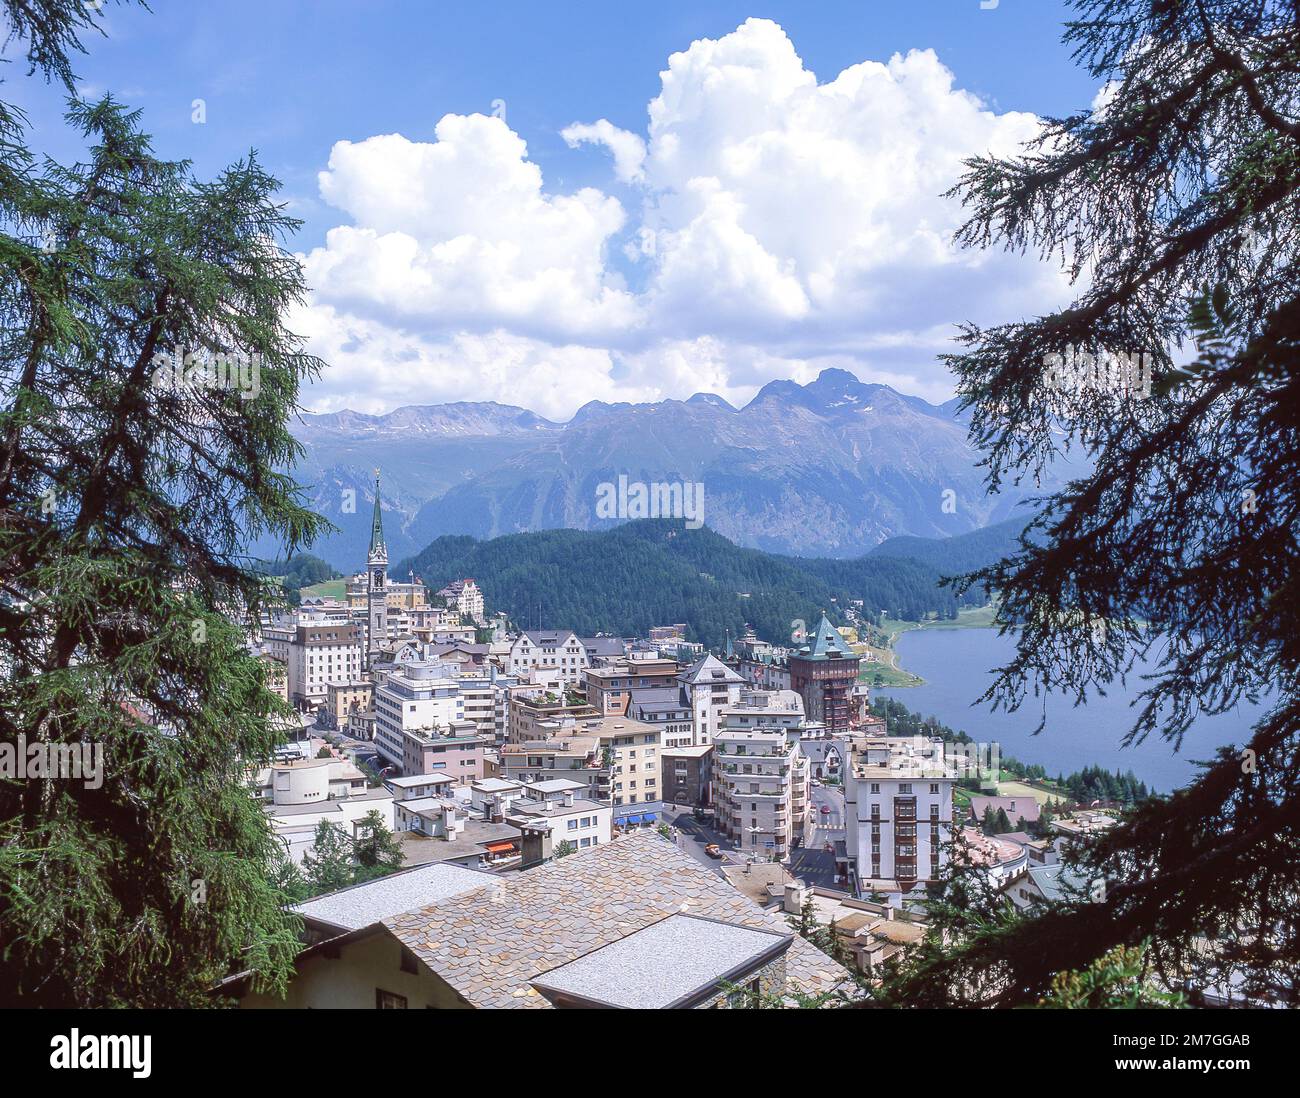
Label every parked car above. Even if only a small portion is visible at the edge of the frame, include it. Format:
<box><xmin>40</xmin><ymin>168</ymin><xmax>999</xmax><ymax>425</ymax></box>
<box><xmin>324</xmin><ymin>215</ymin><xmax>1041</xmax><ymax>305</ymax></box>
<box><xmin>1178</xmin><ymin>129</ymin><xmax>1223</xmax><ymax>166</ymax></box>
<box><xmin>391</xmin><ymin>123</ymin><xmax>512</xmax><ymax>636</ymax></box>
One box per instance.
<box><xmin>820</xmin><ymin>805</ymin><xmax>832</xmax><ymax>815</ymax></box>
<box><xmin>704</xmin><ymin>844</ymin><xmax>722</xmax><ymax>858</ymax></box>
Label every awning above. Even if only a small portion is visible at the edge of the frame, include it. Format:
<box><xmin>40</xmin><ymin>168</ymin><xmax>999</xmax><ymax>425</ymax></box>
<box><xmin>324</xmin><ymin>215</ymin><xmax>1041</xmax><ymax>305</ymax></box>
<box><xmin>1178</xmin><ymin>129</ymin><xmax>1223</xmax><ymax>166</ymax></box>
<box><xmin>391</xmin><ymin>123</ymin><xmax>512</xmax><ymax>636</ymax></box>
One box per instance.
<box><xmin>618</xmin><ymin>815</ymin><xmax>643</xmax><ymax>826</ymax></box>
<box><xmin>484</xmin><ymin>840</ymin><xmax>517</xmax><ymax>854</ymax></box>
<box><xmin>641</xmin><ymin>812</ymin><xmax>656</xmax><ymax>822</ymax></box>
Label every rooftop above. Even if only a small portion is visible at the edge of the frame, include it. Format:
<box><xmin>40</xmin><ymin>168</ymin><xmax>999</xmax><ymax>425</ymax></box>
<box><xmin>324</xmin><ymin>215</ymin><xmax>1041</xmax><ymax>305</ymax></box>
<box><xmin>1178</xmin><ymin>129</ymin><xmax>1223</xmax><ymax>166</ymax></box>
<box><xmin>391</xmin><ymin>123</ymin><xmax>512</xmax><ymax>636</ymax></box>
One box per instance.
<box><xmin>386</xmin><ymin>773</ymin><xmax>455</xmax><ymax>789</ymax></box>
<box><xmin>679</xmin><ymin>653</ymin><xmax>746</xmax><ymax>686</ymax></box>
<box><xmin>399</xmin><ymin>820</ymin><xmax>523</xmax><ymax>868</ymax></box>
<box><xmin>293</xmin><ymin>861</ymin><xmax>489</xmax><ymax>932</ymax></box>
<box><xmin>385</xmin><ymin>831</ymin><xmax>850</xmax><ymax>1008</ymax></box>
<box><xmin>531</xmin><ymin>913</ymin><xmax>789</xmax><ymax>1008</ymax></box>
<box><xmin>527</xmin><ymin>778</ymin><xmax>587</xmax><ymax>794</ymax></box>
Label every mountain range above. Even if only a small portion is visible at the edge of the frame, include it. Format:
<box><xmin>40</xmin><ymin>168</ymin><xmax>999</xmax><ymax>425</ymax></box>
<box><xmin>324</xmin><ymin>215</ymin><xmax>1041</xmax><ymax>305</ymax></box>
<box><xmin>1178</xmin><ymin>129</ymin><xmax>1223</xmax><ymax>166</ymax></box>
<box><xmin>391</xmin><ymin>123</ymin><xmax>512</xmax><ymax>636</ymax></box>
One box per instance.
<box><xmin>267</xmin><ymin>368</ymin><xmax>1060</xmax><ymax>572</ymax></box>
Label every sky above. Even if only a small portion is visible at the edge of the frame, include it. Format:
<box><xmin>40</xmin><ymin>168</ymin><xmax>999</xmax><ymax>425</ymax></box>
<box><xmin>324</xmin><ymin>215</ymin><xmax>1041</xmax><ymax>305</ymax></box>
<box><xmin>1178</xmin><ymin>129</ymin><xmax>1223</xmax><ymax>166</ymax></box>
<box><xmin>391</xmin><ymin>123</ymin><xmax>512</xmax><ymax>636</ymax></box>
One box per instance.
<box><xmin>4</xmin><ymin>0</ymin><xmax>1103</xmax><ymax>419</ymax></box>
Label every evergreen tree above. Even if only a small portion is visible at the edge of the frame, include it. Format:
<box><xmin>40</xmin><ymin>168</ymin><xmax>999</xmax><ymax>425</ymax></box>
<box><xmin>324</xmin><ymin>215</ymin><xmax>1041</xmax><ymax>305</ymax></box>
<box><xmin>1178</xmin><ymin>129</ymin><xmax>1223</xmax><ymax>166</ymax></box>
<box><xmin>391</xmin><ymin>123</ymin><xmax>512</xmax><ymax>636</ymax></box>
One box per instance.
<box><xmin>352</xmin><ymin>810</ymin><xmax>405</xmax><ymax>883</ymax></box>
<box><xmin>980</xmin><ymin>806</ymin><xmax>997</xmax><ymax>836</ymax></box>
<box><xmin>881</xmin><ymin>0</ymin><xmax>1300</xmax><ymax>1006</ymax></box>
<box><xmin>268</xmin><ymin>851</ymin><xmax>311</xmax><ymax>907</ymax></box>
<box><xmin>0</xmin><ymin>0</ymin><xmax>328</xmax><ymax>1006</ymax></box>
<box><xmin>302</xmin><ymin>822</ymin><xmax>354</xmax><ymax>898</ymax></box>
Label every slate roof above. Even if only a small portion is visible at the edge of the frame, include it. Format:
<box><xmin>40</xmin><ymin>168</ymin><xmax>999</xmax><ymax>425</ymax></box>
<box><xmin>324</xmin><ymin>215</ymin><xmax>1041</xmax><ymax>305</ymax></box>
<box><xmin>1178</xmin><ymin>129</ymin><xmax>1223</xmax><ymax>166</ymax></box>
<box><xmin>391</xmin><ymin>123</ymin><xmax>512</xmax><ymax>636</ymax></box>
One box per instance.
<box><xmin>292</xmin><ymin>861</ymin><xmax>490</xmax><ymax>932</ymax></box>
<box><xmin>678</xmin><ymin>654</ymin><xmax>745</xmax><ymax>686</ymax></box>
<box><xmin>384</xmin><ymin>831</ymin><xmax>850</xmax><ymax>1008</ymax></box>
<box><xmin>800</xmin><ymin>615</ymin><xmax>853</xmax><ymax>660</ymax></box>
<box><xmin>1027</xmin><ymin>863</ymin><xmax>1092</xmax><ymax>903</ymax></box>
<box><xmin>532</xmin><ymin>914</ymin><xmax>789</xmax><ymax>1008</ymax></box>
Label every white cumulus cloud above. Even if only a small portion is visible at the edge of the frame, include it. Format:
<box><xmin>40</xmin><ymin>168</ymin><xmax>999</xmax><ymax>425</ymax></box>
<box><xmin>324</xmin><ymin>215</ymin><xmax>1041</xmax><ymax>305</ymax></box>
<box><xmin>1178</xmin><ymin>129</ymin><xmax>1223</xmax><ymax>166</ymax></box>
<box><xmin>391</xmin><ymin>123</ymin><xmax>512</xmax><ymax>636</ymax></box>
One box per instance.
<box><xmin>296</xmin><ymin>18</ymin><xmax>1078</xmax><ymax>417</ymax></box>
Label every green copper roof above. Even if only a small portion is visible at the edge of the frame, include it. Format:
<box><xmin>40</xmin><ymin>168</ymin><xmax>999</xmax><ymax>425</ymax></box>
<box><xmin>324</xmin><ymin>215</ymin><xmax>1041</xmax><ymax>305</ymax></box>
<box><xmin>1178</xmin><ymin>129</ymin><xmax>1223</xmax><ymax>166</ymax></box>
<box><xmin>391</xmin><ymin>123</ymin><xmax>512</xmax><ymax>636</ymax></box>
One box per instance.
<box><xmin>805</xmin><ymin>614</ymin><xmax>851</xmax><ymax>659</ymax></box>
<box><xmin>368</xmin><ymin>473</ymin><xmax>386</xmax><ymax>558</ymax></box>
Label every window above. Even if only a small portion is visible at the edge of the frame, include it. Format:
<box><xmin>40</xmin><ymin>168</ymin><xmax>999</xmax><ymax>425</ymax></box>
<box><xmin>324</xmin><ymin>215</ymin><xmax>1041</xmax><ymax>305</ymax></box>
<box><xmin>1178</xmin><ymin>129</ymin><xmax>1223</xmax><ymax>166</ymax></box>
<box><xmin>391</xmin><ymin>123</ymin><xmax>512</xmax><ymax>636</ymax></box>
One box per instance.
<box><xmin>399</xmin><ymin>946</ymin><xmax>419</xmax><ymax>975</ymax></box>
<box><xmin>930</xmin><ymin>783</ymin><xmax>940</xmax><ymax>794</ymax></box>
<box><xmin>567</xmin><ymin>819</ymin><xmax>578</xmax><ymax>830</ymax></box>
<box><xmin>870</xmin><ymin>783</ymin><xmax>880</xmax><ymax>794</ymax></box>
<box><xmin>899</xmin><ymin>783</ymin><xmax>912</xmax><ymax>794</ymax></box>
<box><xmin>376</xmin><ymin>989</ymin><xmax>408</xmax><ymax>1009</ymax></box>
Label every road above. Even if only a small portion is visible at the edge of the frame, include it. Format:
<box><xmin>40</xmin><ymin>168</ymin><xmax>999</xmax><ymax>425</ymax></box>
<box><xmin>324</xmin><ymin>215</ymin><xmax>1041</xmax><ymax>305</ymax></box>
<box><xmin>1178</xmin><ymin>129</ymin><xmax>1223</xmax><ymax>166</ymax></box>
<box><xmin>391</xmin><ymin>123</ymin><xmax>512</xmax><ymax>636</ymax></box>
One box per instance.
<box><xmin>662</xmin><ymin>788</ymin><xmax>850</xmax><ymax>890</ymax></box>
<box><xmin>788</xmin><ymin>783</ymin><xmax>848</xmax><ymax>890</ymax></box>
<box><xmin>661</xmin><ymin>805</ymin><xmax>743</xmax><ymax>872</ymax></box>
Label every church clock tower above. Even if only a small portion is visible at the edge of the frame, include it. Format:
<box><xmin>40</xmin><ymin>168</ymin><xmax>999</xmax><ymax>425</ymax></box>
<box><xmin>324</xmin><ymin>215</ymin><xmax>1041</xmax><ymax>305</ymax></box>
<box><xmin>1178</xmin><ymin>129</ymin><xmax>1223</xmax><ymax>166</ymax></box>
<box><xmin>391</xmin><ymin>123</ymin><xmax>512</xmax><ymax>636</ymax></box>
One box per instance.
<box><xmin>366</xmin><ymin>471</ymin><xmax>388</xmax><ymax>670</ymax></box>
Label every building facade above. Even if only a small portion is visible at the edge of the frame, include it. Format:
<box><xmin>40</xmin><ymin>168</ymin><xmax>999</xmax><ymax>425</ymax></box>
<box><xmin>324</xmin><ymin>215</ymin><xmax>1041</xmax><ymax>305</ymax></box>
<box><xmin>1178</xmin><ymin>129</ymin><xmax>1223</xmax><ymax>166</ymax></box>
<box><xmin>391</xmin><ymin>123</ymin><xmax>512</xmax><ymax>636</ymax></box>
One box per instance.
<box><xmin>842</xmin><ymin>734</ymin><xmax>957</xmax><ymax>903</ymax></box>
<box><xmin>787</xmin><ymin>615</ymin><xmax>860</xmax><ymax>734</ymax></box>
<box><xmin>366</xmin><ymin>475</ymin><xmax>388</xmax><ymax>671</ymax></box>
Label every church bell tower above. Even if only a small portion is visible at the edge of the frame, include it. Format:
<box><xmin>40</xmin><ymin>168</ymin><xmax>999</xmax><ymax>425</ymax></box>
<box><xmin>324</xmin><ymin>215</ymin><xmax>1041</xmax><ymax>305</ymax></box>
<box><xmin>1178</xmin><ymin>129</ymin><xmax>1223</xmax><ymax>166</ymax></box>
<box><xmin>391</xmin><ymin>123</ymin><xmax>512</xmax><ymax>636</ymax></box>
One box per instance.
<box><xmin>366</xmin><ymin>471</ymin><xmax>388</xmax><ymax>669</ymax></box>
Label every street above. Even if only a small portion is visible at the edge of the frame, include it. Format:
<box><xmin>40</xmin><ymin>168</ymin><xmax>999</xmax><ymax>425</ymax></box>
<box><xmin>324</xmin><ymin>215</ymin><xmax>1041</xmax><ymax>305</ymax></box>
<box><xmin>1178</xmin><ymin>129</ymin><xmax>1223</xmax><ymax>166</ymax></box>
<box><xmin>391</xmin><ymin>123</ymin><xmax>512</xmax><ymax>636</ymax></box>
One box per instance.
<box><xmin>661</xmin><ymin>784</ymin><xmax>848</xmax><ymax>889</ymax></box>
<box><xmin>788</xmin><ymin>783</ymin><xmax>846</xmax><ymax>889</ymax></box>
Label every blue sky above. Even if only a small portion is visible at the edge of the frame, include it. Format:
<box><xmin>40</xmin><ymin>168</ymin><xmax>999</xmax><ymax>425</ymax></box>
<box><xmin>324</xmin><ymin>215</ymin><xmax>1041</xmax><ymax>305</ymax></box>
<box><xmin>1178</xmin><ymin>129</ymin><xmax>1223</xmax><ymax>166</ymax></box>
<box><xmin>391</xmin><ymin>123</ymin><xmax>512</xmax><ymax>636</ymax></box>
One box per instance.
<box><xmin>5</xmin><ymin>1</ymin><xmax>1101</xmax><ymax>417</ymax></box>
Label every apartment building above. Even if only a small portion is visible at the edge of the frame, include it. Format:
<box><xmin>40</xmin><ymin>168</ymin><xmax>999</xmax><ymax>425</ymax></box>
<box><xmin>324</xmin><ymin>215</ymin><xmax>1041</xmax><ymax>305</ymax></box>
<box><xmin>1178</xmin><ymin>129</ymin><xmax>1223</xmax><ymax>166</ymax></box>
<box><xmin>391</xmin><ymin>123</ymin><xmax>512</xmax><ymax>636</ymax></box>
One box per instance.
<box><xmin>373</xmin><ymin>662</ymin><xmax>487</xmax><ymax>779</ymax></box>
<box><xmin>582</xmin><ymin>656</ymin><xmax>681</xmax><ymax>715</ymax></box>
<box><xmin>678</xmin><ymin>654</ymin><xmax>745</xmax><ymax>745</ymax></box>
<box><xmin>718</xmin><ymin>688</ymin><xmax>811</xmax><ymax>840</ymax></box>
<box><xmin>497</xmin><ymin>714</ymin><xmax>664</xmax><ymax>829</ymax></box>
<box><xmin>504</xmin><ymin>779</ymin><xmax>613</xmax><ymax>858</ymax></box>
<box><xmin>712</xmin><ymin>727</ymin><xmax>803</xmax><ymax>860</ymax></box>
<box><xmin>627</xmin><ymin>686</ymin><xmax>695</xmax><ymax>748</ymax></box>
<box><xmin>259</xmin><ymin>653</ymin><xmax>288</xmax><ymax>703</ymax></box>
<box><xmin>661</xmin><ymin>744</ymin><xmax>712</xmax><ymax>809</ymax></box>
<box><xmin>842</xmin><ymin>734</ymin><xmax>957</xmax><ymax>903</ymax></box>
<box><xmin>272</xmin><ymin>620</ymin><xmax>363</xmax><ymax>709</ymax></box>
<box><xmin>326</xmin><ymin>681</ymin><xmax>373</xmax><ymax>726</ymax></box>
<box><xmin>506</xmin><ymin>630</ymin><xmax>589</xmax><ymax>685</ymax></box>
<box><xmin>346</xmin><ymin>572</ymin><xmax>428</xmax><ymax>612</ymax></box>
<box><xmin>506</xmin><ymin>687</ymin><xmax>600</xmax><ymax>743</ymax></box>
<box><xmin>497</xmin><ymin>737</ymin><xmax>606</xmax><ymax>802</ymax></box>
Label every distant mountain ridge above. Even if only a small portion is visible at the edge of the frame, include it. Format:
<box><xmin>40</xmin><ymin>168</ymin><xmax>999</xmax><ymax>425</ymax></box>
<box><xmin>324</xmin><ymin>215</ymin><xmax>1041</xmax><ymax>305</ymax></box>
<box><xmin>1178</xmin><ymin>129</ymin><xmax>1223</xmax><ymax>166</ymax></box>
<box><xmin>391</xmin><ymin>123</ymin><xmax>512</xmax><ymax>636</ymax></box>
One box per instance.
<box><xmin>269</xmin><ymin>369</ymin><xmax>1056</xmax><ymax>572</ymax></box>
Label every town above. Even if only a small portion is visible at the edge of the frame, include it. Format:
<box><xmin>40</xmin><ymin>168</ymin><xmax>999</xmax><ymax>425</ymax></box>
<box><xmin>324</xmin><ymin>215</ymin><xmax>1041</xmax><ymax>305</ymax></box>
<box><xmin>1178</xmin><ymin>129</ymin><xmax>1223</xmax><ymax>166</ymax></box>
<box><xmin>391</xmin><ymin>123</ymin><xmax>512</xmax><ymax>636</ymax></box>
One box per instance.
<box><xmin>229</xmin><ymin>482</ymin><xmax>1123</xmax><ymax>1009</ymax></box>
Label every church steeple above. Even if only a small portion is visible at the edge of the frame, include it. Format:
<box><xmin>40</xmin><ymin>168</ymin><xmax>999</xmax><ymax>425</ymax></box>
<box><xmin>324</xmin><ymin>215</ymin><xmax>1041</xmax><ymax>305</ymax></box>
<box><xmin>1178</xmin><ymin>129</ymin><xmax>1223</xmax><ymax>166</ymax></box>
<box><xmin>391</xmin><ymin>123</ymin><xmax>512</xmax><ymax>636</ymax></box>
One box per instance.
<box><xmin>365</xmin><ymin>470</ymin><xmax>388</xmax><ymax>671</ymax></box>
<box><xmin>368</xmin><ymin>470</ymin><xmax>387</xmax><ymax>564</ymax></box>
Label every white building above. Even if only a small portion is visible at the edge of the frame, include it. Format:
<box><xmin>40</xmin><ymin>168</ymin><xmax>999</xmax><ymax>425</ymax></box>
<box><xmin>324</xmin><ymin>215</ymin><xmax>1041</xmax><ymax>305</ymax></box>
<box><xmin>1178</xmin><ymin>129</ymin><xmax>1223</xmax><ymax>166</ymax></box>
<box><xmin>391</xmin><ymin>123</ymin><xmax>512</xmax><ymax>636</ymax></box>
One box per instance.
<box><xmin>373</xmin><ymin>662</ymin><xmax>488</xmax><ymax>779</ymax></box>
<box><xmin>677</xmin><ymin>654</ymin><xmax>745</xmax><ymax>745</ymax></box>
<box><xmin>252</xmin><ymin>751</ymin><xmax>394</xmax><ymax>864</ymax></box>
<box><xmin>506</xmin><ymin>630</ymin><xmax>589</xmax><ymax>685</ymax></box>
<box><xmin>437</xmin><ymin>578</ymin><xmax>485</xmax><ymax>625</ymax></box>
<box><xmin>504</xmin><ymin>778</ymin><xmax>613</xmax><ymax>854</ymax></box>
<box><xmin>262</xmin><ymin>614</ymin><xmax>363</xmax><ymax>709</ymax></box>
<box><xmin>842</xmin><ymin>734</ymin><xmax>957</xmax><ymax>905</ymax></box>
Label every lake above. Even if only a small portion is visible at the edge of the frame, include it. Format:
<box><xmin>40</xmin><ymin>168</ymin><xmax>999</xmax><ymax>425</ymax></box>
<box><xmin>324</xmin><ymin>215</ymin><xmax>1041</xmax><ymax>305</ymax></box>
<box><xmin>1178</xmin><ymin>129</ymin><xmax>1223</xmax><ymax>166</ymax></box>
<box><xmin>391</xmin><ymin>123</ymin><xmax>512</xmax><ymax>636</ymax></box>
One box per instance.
<box><xmin>876</xmin><ymin>628</ymin><xmax>1267</xmax><ymax>793</ymax></box>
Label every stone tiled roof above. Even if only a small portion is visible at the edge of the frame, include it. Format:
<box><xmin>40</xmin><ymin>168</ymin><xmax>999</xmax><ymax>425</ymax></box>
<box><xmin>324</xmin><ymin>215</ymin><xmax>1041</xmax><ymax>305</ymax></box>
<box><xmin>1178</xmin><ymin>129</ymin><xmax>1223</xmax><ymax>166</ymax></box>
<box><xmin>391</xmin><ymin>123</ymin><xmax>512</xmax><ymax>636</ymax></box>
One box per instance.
<box><xmin>385</xmin><ymin>832</ymin><xmax>850</xmax><ymax>1008</ymax></box>
<box><xmin>293</xmin><ymin>861</ymin><xmax>490</xmax><ymax>932</ymax></box>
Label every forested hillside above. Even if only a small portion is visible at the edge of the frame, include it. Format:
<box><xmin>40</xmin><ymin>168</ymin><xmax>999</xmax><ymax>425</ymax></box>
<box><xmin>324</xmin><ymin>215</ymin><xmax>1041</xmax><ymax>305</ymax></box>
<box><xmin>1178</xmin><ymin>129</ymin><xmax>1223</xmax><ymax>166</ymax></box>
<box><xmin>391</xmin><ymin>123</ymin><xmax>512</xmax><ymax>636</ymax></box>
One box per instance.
<box><xmin>398</xmin><ymin>520</ymin><xmax>973</xmax><ymax>649</ymax></box>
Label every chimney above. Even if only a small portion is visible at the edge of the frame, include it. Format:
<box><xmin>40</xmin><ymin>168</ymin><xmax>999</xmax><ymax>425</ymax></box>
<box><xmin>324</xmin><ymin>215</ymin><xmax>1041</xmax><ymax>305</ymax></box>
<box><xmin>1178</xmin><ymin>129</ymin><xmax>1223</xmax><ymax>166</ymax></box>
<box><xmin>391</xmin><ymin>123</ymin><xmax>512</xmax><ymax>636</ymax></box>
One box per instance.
<box><xmin>563</xmin><ymin>790</ymin><xmax>575</xmax><ymax>808</ymax></box>
<box><xmin>783</xmin><ymin>882</ymin><xmax>806</xmax><ymax>915</ymax></box>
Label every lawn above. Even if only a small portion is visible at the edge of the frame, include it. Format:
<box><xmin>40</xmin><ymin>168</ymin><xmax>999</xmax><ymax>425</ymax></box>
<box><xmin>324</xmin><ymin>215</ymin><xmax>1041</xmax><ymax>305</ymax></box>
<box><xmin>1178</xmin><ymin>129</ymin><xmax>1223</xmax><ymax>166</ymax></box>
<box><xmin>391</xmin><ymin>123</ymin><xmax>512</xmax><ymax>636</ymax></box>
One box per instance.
<box><xmin>994</xmin><ymin>780</ymin><xmax>1060</xmax><ymax>805</ymax></box>
<box><xmin>300</xmin><ymin>578</ymin><xmax>347</xmax><ymax>599</ymax></box>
